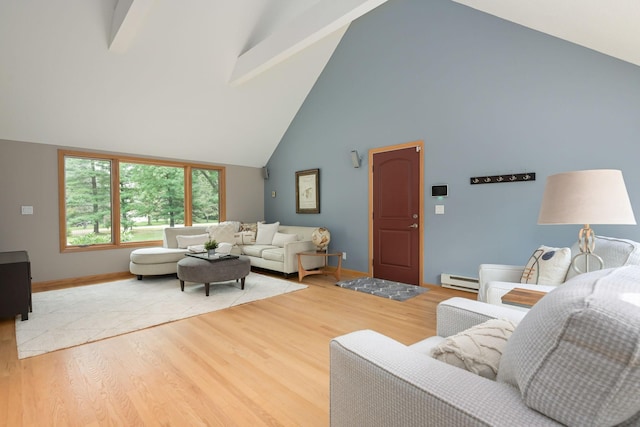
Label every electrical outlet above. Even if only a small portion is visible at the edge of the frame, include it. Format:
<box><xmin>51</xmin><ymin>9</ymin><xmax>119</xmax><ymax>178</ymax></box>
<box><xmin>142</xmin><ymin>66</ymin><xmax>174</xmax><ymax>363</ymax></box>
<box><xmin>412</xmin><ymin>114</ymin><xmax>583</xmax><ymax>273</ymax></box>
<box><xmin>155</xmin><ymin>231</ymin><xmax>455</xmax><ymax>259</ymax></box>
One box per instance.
<box><xmin>342</xmin><ymin>252</ymin><xmax>346</xmax><ymax>260</ymax></box>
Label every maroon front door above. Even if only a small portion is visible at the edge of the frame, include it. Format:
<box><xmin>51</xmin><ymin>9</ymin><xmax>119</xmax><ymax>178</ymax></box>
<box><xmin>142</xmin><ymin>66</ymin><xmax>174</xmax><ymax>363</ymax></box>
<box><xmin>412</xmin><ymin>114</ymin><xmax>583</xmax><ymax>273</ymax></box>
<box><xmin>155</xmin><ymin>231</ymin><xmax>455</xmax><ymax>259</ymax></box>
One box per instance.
<box><xmin>372</xmin><ymin>146</ymin><xmax>421</xmax><ymax>285</ymax></box>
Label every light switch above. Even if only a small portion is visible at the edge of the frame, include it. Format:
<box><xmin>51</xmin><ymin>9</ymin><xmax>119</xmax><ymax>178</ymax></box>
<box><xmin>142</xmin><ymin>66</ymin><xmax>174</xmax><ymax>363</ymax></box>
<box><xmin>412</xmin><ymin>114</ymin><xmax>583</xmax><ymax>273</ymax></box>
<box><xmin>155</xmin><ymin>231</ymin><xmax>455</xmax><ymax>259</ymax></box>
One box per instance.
<box><xmin>271</xmin><ymin>191</ymin><xmax>276</xmax><ymax>198</ymax></box>
<box><xmin>21</xmin><ymin>205</ymin><xmax>34</xmax><ymax>215</ymax></box>
<box><xmin>435</xmin><ymin>205</ymin><xmax>445</xmax><ymax>215</ymax></box>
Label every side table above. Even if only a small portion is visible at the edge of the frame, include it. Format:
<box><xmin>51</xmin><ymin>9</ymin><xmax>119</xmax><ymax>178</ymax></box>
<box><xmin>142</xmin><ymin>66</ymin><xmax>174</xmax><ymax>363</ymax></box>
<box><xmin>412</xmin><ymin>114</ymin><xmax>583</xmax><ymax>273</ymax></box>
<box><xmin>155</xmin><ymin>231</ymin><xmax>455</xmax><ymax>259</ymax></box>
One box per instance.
<box><xmin>297</xmin><ymin>251</ymin><xmax>343</xmax><ymax>282</ymax></box>
<box><xmin>501</xmin><ymin>288</ymin><xmax>547</xmax><ymax>309</ymax></box>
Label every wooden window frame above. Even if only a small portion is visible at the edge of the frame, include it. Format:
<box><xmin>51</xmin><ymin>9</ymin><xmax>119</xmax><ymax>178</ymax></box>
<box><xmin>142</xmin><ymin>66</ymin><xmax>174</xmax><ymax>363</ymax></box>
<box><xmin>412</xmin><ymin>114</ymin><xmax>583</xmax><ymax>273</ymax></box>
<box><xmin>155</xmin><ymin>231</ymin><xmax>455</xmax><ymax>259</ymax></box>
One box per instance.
<box><xmin>58</xmin><ymin>149</ymin><xmax>225</xmax><ymax>253</ymax></box>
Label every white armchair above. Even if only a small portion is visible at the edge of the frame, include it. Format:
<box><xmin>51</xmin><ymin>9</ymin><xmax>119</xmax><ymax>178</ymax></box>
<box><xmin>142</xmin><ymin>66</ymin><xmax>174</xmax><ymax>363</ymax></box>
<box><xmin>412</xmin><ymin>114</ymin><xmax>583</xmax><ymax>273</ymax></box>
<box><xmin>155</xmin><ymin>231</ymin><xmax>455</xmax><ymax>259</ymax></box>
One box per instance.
<box><xmin>330</xmin><ymin>267</ymin><xmax>640</xmax><ymax>426</ymax></box>
<box><xmin>478</xmin><ymin>235</ymin><xmax>640</xmax><ymax>307</ymax></box>
<box><xmin>330</xmin><ymin>298</ymin><xmax>550</xmax><ymax>426</ymax></box>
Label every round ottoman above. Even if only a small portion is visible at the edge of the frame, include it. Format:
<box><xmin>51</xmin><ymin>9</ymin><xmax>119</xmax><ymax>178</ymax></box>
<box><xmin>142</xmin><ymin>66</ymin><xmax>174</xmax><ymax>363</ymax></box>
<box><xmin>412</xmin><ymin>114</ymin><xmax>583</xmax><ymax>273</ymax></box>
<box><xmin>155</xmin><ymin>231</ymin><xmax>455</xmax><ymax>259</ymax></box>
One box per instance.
<box><xmin>177</xmin><ymin>256</ymin><xmax>251</xmax><ymax>296</ymax></box>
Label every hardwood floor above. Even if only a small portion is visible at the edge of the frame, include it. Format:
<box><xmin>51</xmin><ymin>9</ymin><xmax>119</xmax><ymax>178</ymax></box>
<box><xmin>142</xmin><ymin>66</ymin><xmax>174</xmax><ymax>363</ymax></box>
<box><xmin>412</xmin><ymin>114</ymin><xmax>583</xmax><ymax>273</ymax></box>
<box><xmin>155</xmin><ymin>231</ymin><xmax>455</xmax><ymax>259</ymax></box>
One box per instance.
<box><xmin>0</xmin><ymin>271</ymin><xmax>474</xmax><ymax>426</ymax></box>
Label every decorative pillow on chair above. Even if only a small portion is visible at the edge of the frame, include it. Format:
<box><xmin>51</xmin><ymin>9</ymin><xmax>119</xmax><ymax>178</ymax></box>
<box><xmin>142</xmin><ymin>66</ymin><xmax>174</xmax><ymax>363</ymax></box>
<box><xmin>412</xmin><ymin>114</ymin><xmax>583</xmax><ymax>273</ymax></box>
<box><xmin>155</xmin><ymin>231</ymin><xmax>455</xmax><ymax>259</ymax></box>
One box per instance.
<box><xmin>520</xmin><ymin>245</ymin><xmax>571</xmax><ymax>285</ymax></box>
<box><xmin>431</xmin><ymin>318</ymin><xmax>516</xmax><ymax>380</ymax></box>
<box><xmin>255</xmin><ymin>222</ymin><xmax>280</xmax><ymax>245</ymax></box>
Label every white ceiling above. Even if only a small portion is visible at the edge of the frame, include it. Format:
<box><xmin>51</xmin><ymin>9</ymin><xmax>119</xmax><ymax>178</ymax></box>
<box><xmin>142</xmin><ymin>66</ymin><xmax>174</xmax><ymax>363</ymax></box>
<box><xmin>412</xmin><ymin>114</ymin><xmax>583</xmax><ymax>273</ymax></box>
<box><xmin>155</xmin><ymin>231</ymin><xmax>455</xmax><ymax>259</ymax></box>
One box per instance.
<box><xmin>453</xmin><ymin>0</ymin><xmax>640</xmax><ymax>68</ymax></box>
<box><xmin>1</xmin><ymin>1</ymin><xmax>638</xmax><ymax>168</ymax></box>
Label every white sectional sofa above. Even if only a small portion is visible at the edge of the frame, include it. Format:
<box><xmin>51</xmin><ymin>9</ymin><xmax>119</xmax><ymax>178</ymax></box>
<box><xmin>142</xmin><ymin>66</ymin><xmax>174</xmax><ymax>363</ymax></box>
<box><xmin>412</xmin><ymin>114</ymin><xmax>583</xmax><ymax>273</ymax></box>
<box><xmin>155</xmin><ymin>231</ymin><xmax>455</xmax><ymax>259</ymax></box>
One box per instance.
<box><xmin>129</xmin><ymin>222</ymin><xmax>324</xmax><ymax>279</ymax></box>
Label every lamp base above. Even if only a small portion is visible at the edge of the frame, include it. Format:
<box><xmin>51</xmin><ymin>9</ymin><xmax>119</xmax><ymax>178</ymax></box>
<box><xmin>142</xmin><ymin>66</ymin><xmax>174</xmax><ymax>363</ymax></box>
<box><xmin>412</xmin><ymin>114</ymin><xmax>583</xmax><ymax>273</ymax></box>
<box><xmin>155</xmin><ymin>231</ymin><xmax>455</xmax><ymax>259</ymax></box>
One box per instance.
<box><xmin>571</xmin><ymin>225</ymin><xmax>604</xmax><ymax>274</ymax></box>
<box><xmin>571</xmin><ymin>252</ymin><xmax>604</xmax><ymax>274</ymax></box>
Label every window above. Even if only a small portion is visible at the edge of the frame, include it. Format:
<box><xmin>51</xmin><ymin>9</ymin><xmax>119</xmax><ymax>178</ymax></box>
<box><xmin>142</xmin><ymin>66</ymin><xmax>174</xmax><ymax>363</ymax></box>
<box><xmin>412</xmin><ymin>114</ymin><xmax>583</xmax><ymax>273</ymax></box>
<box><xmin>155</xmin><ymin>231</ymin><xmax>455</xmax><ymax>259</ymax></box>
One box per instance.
<box><xmin>59</xmin><ymin>150</ymin><xmax>225</xmax><ymax>252</ymax></box>
<box><xmin>191</xmin><ymin>168</ymin><xmax>220</xmax><ymax>225</ymax></box>
<box><xmin>119</xmin><ymin>162</ymin><xmax>185</xmax><ymax>243</ymax></box>
<box><xmin>63</xmin><ymin>156</ymin><xmax>113</xmax><ymax>246</ymax></box>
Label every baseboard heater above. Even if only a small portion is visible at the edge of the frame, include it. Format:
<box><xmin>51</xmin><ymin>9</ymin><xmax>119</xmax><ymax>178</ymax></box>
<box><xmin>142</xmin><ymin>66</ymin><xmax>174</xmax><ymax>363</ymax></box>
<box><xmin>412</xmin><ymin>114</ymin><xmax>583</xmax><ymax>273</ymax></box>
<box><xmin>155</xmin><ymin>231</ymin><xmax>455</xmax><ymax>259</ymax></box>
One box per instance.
<box><xmin>440</xmin><ymin>273</ymin><xmax>479</xmax><ymax>293</ymax></box>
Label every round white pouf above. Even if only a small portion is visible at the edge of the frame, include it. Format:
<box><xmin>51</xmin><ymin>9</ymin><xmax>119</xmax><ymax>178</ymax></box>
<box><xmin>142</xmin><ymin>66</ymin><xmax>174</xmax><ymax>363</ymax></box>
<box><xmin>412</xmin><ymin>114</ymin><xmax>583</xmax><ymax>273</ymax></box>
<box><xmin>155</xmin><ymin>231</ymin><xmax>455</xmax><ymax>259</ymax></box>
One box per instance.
<box><xmin>311</xmin><ymin>227</ymin><xmax>331</xmax><ymax>251</ymax></box>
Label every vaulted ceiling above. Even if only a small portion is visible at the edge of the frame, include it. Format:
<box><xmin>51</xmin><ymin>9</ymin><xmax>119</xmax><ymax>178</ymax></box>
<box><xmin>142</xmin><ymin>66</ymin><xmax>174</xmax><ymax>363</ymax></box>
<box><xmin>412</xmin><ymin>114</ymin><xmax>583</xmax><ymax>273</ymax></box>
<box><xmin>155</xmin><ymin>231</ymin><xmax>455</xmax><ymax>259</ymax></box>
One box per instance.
<box><xmin>1</xmin><ymin>1</ymin><xmax>638</xmax><ymax>168</ymax></box>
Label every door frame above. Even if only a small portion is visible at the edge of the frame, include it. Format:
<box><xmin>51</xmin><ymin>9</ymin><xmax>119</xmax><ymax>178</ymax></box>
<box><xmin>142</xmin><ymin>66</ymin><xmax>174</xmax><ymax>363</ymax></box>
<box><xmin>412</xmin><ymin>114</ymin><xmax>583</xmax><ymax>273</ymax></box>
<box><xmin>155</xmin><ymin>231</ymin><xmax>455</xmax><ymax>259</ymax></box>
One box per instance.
<box><xmin>368</xmin><ymin>140</ymin><xmax>425</xmax><ymax>284</ymax></box>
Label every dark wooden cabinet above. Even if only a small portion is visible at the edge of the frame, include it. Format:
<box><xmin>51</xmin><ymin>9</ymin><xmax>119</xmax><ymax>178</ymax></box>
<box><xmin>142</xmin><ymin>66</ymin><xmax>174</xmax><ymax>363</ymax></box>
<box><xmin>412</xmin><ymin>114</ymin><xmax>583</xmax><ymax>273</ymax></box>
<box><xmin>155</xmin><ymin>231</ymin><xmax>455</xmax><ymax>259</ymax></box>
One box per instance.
<box><xmin>0</xmin><ymin>251</ymin><xmax>32</xmax><ymax>321</ymax></box>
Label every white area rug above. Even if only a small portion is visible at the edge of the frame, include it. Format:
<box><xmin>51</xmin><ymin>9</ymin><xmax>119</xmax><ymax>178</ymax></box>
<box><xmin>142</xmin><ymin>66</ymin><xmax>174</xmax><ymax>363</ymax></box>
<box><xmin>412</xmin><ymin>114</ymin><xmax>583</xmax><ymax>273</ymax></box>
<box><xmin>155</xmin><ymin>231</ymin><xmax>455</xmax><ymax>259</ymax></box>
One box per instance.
<box><xmin>15</xmin><ymin>273</ymin><xmax>306</xmax><ymax>359</ymax></box>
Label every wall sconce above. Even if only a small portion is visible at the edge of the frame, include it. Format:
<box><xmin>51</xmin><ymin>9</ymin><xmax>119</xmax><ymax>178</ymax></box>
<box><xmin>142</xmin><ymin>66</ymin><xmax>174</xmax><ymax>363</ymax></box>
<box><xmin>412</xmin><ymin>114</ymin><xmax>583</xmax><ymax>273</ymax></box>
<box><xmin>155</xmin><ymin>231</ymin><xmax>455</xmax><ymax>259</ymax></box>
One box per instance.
<box><xmin>350</xmin><ymin>150</ymin><xmax>361</xmax><ymax>168</ymax></box>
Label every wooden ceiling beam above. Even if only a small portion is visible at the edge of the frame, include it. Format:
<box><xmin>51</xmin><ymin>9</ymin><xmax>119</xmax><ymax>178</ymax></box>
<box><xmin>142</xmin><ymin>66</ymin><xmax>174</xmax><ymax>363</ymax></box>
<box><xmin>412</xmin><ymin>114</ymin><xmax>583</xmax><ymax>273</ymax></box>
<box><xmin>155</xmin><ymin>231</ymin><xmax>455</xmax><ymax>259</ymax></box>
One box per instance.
<box><xmin>109</xmin><ymin>0</ymin><xmax>155</xmax><ymax>53</ymax></box>
<box><xmin>229</xmin><ymin>0</ymin><xmax>389</xmax><ymax>86</ymax></box>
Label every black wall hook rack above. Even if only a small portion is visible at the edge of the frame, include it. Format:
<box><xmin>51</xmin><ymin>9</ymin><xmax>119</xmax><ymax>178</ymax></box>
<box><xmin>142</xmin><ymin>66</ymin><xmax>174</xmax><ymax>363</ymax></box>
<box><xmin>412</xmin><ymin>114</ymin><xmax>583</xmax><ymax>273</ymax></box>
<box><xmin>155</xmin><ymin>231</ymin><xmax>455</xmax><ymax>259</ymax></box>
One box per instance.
<box><xmin>470</xmin><ymin>172</ymin><xmax>535</xmax><ymax>185</ymax></box>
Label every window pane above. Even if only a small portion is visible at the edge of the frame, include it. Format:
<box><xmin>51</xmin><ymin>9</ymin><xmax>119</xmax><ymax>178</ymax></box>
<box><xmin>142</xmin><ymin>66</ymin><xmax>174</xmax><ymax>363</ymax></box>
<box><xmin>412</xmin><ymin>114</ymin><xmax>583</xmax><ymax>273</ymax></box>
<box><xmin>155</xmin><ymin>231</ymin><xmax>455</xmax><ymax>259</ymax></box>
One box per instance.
<box><xmin>191</xmin><ymin>168</ymin><xmax>220</xmax><ymax>226</ymax></box>
<box><xmin>65</xmin><ymin>157</ymin><xmax>113</xmax><ymax>246</ymax></box>
<box><xmin>120</xmin><ymin>163</ymin><xmax>185</xmax><ymax>243</ymax></box>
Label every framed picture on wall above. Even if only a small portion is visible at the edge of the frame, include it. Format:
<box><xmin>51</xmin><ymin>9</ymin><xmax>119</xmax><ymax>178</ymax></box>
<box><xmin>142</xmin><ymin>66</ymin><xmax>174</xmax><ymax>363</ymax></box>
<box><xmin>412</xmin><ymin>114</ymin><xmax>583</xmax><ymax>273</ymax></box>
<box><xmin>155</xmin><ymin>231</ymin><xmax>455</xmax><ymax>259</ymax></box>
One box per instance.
<box><xmin>295</xmin><ymin>168</ymin><xmax>320</xmax><ymax>214</ymax></box>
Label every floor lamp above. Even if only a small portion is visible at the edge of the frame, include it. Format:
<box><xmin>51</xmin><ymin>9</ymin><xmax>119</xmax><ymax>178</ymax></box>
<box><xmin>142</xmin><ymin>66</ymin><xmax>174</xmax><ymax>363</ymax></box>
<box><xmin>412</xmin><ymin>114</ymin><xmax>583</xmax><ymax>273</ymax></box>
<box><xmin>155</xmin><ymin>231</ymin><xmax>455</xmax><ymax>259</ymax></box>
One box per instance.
<box><xmin>537</xmin><ymin>169</ymin><xmax>636</xmax><ymax>274</ymax></box>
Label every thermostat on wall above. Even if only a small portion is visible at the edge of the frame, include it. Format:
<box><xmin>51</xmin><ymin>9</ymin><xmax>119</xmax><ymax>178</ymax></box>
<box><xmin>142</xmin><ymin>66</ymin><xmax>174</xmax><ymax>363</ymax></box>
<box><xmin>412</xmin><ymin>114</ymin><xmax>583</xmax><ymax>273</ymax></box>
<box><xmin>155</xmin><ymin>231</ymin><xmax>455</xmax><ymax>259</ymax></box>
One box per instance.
<box><xmin>431</xmin><ymin>185</ymin><xmax>448</xmax><ymax>198</ymax></box>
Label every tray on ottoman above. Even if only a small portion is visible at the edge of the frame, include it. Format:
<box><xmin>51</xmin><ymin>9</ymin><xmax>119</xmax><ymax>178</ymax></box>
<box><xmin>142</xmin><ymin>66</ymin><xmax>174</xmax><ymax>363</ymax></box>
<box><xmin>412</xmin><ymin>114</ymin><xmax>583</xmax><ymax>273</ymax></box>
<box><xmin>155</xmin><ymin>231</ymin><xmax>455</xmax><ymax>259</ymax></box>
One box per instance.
<box><xmin>185</xmin><ymin>253</ymin><xmax>239</xmax><ymax>262</ymax></box>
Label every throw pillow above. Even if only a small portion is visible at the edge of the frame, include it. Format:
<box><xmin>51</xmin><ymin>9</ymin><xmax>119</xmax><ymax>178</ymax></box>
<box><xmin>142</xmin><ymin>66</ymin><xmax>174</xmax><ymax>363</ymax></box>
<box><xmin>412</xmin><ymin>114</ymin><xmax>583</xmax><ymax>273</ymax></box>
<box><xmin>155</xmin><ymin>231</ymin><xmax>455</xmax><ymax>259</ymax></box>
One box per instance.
<box><xmin>431</xmin><ymin>318</ymin><xmax>516</xmax><ymax>380</ymax></box>
<box><xmin>255</xmin><ymin>222</ymin><xmax>280</xmax><ymax>245</ymax></box>
<box><xmin>497</xmin><ymin>266</ymin><xmax>640</xmax><ymax>426</ymax></box>
<box><xmin>239</xmin><ymin>222</ymin><xmax>260</xmax><ymax>233</ymax></box>
<box><xmin>175</xmin><ymin>233</ymin><xmax>210</xmax><ymax>249</ymax></box>
<box><xmin>234</xmin><ymin>231</ymin><xmax>256</xmax><ymax>245</ymax></box>
<box><xmin>272</xmin><ymin>232</ymin><xmax>297</xmax><ymax>247</ymax></box>
<box><xmin>206</xmin><ymin>222</ymin><xmax>236</xmax><ymax>245</ymax></box>
<box><xmin>520</xmin><ymin>245</ymin><xmax>571</xmax><ymax>285</ymax></box>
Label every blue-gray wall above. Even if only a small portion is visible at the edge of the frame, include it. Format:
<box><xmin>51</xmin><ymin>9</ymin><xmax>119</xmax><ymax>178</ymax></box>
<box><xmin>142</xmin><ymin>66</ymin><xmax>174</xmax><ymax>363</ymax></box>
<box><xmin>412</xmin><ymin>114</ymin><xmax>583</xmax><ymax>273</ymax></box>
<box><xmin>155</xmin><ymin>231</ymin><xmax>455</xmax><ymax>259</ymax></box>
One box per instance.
<box><xmin>264</xmin><ymin>0</ymin><xmax>640</xmax><ymax>284</ymax></box>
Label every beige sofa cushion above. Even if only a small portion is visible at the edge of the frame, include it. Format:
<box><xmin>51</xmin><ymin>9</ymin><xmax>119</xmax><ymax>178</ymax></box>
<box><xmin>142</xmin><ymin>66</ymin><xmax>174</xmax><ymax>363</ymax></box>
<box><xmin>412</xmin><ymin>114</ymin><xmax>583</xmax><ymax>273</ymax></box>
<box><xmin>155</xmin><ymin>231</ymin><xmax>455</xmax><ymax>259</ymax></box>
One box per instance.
<box><xmin>272</xmin><ymin>232</ymin><xmax>297</xmax><ymax>247</ymax></box>
<box><xmin>262</xmin><ymin>248</ymin><xmax>285</xmax><ymax>262</ymax></box>
<box><xmin>242</xmin><ymin>244</ymin><xmax>277</xmax><ymax>258</ymax></box>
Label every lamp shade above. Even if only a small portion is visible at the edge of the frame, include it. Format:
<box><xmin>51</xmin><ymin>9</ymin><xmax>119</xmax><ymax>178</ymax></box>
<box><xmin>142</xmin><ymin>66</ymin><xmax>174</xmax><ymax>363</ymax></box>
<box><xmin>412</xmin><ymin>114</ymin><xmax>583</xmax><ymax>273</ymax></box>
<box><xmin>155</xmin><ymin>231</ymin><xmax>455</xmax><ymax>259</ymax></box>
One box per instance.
<box><xmin>538</xmin><ymin>169</ymin><xmax>636</xmax><ymax>225</ymax></box>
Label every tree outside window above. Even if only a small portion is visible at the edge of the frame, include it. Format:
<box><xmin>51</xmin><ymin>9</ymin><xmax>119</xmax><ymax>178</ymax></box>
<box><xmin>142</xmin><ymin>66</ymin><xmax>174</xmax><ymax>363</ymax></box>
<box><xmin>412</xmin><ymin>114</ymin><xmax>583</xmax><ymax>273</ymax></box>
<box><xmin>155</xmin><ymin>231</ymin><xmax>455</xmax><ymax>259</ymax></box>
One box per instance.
<box><xmin>60</xmin><ymin>151</ymin><xmax>224</xmax><ymax>251</ymax></box>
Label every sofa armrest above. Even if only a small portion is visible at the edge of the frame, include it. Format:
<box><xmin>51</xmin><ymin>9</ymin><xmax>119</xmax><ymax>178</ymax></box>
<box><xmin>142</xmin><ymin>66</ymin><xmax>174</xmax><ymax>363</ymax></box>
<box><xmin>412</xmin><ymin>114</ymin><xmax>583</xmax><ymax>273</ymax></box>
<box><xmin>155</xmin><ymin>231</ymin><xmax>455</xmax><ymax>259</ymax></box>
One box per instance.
<box><xmin>436</xmin><ymin>297</ymin><xmax>527</xmax><ymax>337</ymax></box>
<box><xmin>478</xmin><ymin>264</ymin><xmax>525</xmax><ymax>302</ymax></box>
<box><xmin>282</xmin><ymin>240</ymin><xmax>323</xmax><ymax>273</ymax></box>
<box><xmin>478</xmin><ymin>263</ymin><xmax>524</xmax><ymax>285</ymax></box>
<box><xmin>483</xmin><ymin>281</ymin><xmax>556</xmax><ymax>308</ymax></box>
<box><xmin>330</xmin><ymin>330</ymin><xmax>560</xmax><ymax>427</ymax></box>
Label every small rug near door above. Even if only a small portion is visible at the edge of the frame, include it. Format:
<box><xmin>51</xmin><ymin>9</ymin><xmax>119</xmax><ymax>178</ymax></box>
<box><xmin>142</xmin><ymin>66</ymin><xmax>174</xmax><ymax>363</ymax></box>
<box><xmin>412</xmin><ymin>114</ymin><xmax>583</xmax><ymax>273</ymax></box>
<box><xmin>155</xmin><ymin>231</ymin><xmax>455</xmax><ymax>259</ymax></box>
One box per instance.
<box><xmin>15</xmin><ymin>272</ymin><xmax>306</xmax><ymax>359</ymax></box>
<box><xmin>336</xmin><ymin>277</ymin><xmax>428</xmax><ymax>301</ymax></box>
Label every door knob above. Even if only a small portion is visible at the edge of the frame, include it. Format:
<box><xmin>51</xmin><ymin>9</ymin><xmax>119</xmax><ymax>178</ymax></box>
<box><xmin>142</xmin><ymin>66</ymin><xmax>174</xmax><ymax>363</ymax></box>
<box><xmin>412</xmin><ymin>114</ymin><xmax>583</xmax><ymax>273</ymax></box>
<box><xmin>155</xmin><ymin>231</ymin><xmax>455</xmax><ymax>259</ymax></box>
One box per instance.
<box><xmin>408</xmin><ymin>223</ymin><xmax>418</xmax><ymax>228</ymax></box>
